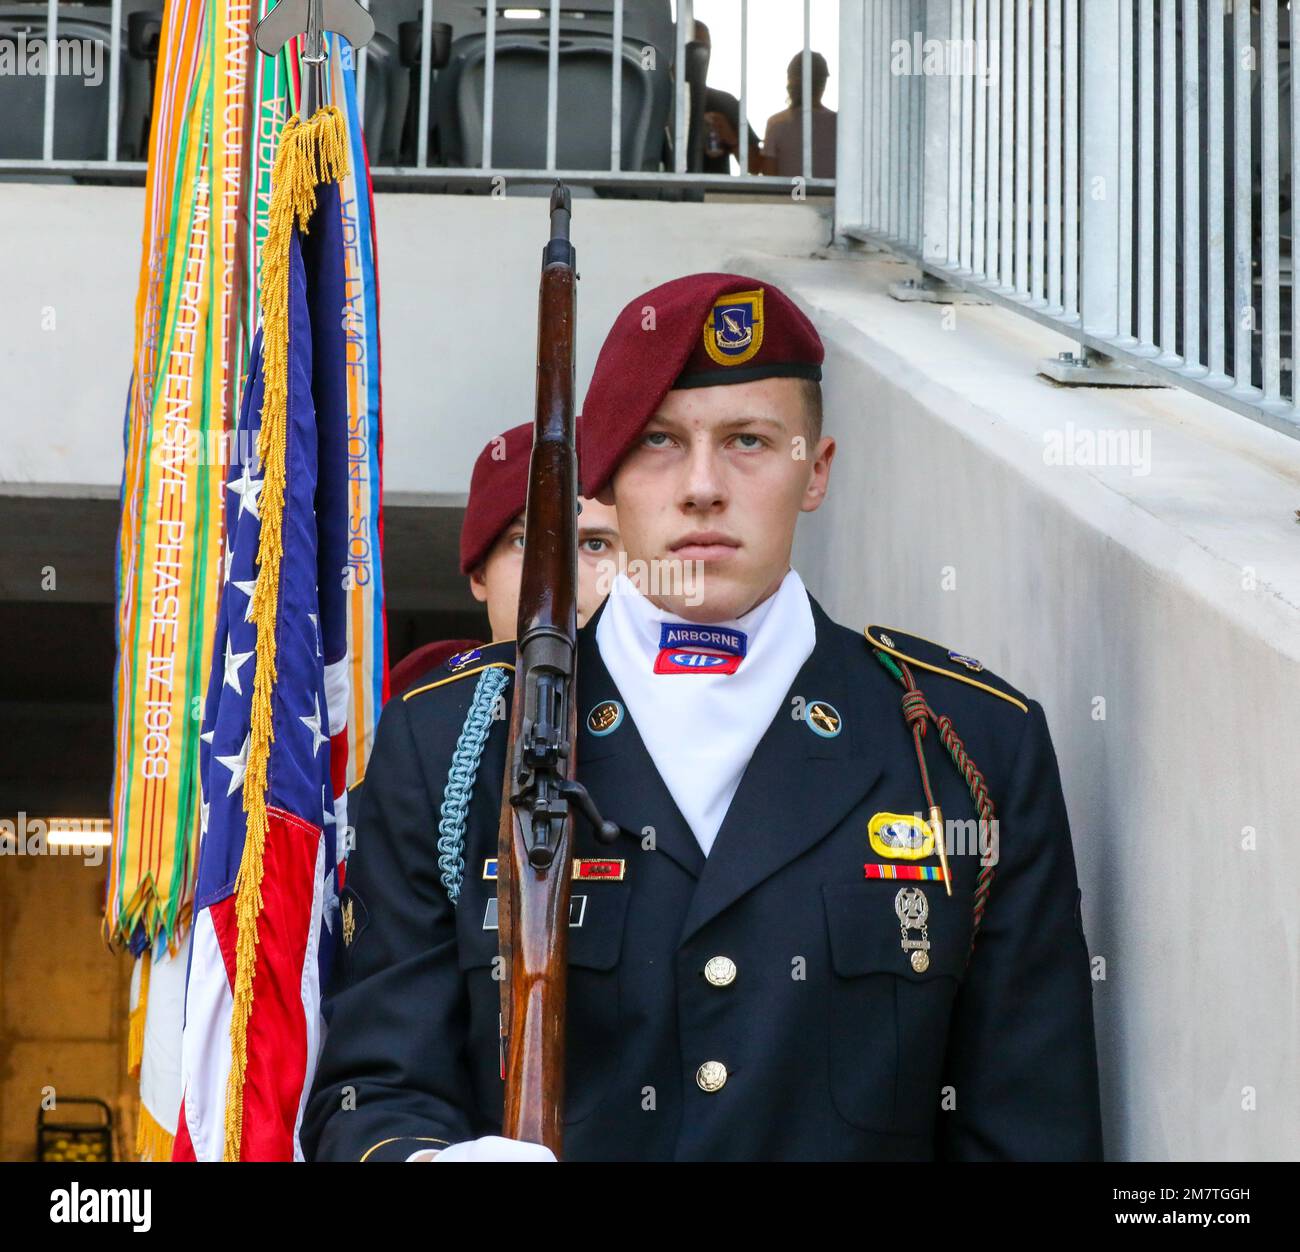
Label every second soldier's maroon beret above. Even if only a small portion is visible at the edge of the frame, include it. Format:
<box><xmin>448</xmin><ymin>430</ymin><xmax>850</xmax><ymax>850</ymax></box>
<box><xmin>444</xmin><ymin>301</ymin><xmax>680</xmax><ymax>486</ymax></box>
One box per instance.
<box><xmin>459</xmin><ymin>421</ymin><xmax>532</xmax><ymax>574</ymax></box>
<box><xmin>579</xmin><ymin>272</ymin><xmax>823</xmax><ymax>496</ymax></box>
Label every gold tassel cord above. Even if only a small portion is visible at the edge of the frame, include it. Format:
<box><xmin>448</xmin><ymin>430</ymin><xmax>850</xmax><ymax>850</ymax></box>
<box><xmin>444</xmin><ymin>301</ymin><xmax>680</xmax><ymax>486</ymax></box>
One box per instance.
<box><xmin>221</xmin><ymin>106</ymin><xmax>349</xmax><ymax>1162</ymax></box>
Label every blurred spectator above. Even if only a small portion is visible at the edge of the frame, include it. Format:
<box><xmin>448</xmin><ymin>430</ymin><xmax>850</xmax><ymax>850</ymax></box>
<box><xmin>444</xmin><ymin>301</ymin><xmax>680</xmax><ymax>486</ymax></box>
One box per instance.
<box><xmin>762</xmin><ymin>50</ymin><xmax>836</xmax><ymax>178</ymax></box>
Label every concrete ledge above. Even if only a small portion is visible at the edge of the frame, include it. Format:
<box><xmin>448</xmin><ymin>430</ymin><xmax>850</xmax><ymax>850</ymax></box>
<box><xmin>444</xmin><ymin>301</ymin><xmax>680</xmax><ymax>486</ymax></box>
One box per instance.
<box><xmin>741</xmin><ymin>246</ymin><xmax>1300</xmax><ymax>1161</ymax></box>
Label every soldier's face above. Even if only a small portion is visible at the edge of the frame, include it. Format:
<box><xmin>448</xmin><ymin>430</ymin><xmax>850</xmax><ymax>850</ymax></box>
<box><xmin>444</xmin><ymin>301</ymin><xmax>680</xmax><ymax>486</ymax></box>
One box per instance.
<box><xmin>470</xmin><ymin>499</ymin><xmax>622</xmax><ymax>640</ymax></box>
<box><xmin>606</xmin><ymin>376</ymin><xmax>835</xmax><ymax>622</ymax></box>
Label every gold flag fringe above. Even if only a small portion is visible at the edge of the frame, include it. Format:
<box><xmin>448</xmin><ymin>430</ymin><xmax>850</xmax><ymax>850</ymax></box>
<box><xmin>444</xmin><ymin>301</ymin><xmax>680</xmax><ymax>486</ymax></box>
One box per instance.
<box><xmin>222</xmin><ymin>106</ymin><xmax>349</xmax><ymax>1162</ymax></box>
<box><xmin>135</xmin><ymin>1101</ymin><xmax>176</xmax><ymax>1162</ymax></box>
<box><xmin>127</xmin><ymin>946</ymin><xmax>151</xmax><ymax>1078</ymax></box>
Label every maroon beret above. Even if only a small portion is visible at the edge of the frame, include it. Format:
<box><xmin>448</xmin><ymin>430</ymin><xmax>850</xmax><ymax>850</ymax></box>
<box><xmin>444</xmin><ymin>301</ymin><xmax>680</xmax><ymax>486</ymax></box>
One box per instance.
<box><xmin>579</xmin><ymin>272</ymin><xmax>823</xmax><ymax>496</ymax></box>
<box><xmin>459</xmin><ymin>422</ymin><xmax>532</xmax><ymax>574</ymax></box>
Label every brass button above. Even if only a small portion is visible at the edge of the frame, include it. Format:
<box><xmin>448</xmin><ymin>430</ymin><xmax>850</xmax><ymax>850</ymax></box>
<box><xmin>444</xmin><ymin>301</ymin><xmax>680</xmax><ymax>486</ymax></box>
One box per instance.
<box><xmin>703</xmin><ymin>955</ymin><xmax>737</xmax><ymax>987</ymax></box>
<box><xmin>696</xmin><ymin>1061</ymin><xmax>728</xmax><ymax>1092</ymax></box>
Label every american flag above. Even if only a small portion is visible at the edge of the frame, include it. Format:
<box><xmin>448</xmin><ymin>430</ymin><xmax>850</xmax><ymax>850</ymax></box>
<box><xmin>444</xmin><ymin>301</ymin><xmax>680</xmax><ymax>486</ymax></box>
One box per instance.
<box><xmin>173</xmin><ymin>114</ymin><xmax>354</xmax><ymax>1161</ymax></box>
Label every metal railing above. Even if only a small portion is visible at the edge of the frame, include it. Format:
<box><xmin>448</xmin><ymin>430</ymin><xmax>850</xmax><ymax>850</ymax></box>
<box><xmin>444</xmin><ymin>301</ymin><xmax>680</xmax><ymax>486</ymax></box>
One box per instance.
<box><xmin>836</xmin><ymin>0</ymin><xmax>1300</xmax><ymax>443</ymax></box>
<box><xmin>0</xmin><ymin>0</ymin><xmax>837</xmax><ymax>197</ymax></box>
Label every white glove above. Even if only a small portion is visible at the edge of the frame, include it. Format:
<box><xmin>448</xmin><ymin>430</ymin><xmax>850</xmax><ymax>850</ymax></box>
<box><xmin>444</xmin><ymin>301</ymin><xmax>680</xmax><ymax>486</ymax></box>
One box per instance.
<box><xmin>408</xmin><ymin>1135</ymin><xmax>557</xmax><ymax>1162</ymax></box>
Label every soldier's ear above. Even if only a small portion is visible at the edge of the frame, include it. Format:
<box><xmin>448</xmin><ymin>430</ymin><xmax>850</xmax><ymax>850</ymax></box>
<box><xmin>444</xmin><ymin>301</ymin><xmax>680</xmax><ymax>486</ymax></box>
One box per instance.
<box><xmin>468</xmin><ymin>566</ymin><xmax>489</xmax><ymax>603</ymax></box>
<box><xmin>800</xmin><ymin>436</ymin><xmax>836</xmax><ymax>513</ymax></box>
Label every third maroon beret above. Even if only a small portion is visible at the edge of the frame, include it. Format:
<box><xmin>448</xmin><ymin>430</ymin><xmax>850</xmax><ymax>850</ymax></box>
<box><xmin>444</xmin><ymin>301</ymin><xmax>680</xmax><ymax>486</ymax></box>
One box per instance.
<box><xmin>459</xmin><ymin>421</ymin><xmax>532</xmax><ymax>575</ymax></box>
<box><xmin>579</xmin><ymin>272</ymin><xmax>823</xmax><ymax>496</ymax></box>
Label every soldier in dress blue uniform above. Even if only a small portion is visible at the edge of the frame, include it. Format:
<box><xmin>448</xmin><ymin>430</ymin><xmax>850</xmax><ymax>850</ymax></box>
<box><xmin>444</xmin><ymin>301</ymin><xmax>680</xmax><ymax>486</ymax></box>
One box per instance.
<box><xmin>388</xmin><ymin>421</ymin><xmax>621</xmax><ymax>697</ymax></box>
<box><xmin>301</xmin><ymin>272</ymin><xmax>1103</xmax><ymax>1162</ymax></box>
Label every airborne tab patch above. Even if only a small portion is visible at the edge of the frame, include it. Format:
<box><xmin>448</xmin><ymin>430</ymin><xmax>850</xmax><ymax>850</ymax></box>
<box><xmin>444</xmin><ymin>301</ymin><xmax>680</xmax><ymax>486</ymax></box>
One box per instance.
<box><xmin>658</xmin><ymin>623</ymin><xmax>747</xmax><ymax>657</ymax></box>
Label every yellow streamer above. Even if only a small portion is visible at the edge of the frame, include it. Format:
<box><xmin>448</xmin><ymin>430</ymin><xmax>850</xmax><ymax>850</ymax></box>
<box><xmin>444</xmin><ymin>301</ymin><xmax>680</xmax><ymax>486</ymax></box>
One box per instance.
<box><xmin>222</xmin><ymin>106</ymin><xmax>349</xmax><ymax>1162</ymax></box>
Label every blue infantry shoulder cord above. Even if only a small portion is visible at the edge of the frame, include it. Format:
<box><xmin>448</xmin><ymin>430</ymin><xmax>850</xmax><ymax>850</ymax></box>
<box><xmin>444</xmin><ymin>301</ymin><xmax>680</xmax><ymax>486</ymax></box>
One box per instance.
<box><xmin>437</xmin><ymin>666</ymin><xmax>510</xmax><ymax>904</ymax></box>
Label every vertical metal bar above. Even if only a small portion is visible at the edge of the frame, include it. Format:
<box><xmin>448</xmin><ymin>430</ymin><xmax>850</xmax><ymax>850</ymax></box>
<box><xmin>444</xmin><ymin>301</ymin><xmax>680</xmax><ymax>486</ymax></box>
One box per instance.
<box><xmin>108</xmin><ymin>0</ymin><xmax>123</xmax><ymax>160</ymax></box>
<box><xmin>949</xmin><ymin>0</ymin><xmax>963</xmax><ymax>264</ymax></box>
<box><xmin>883</xmin><ymin>0</ymin><xmax>894</xmax><ymax>222</ymax></box>
<box><xmin>1261</xmin><ymin>0</ymin><xmax>1280</xmax><ymax>398</ymax></box>
<box><xmin>898</xmin><ymin>0</ymin><xmax>912</xmax><ymax>246</ymax></box>
<box><xmin>674</xmin><ymin>0</ymin><xmax>688</xmax><ymax>174</ymax></box>
<box><xmin>610</xmin><ymin>0</ymin><xmax>624</xmax><ymax>170</ymax></box>
<box><xmin>547</xmin><ymin>0</ymin><xmax>561</xmax><ymax>170</ymax></box>
<box><xmin>1080</xmin><ymin>0</ymin><xmax>1121</xmax><ymax>337</ymax></box>
<box><xmin>43</xmin><ymin>0</ymin><xmax>58</xmax><ymax>162</ymax></box>
<box><xmin>1182</xmin><ymin>0</ymin><xmax>1201</xmax><ymax>368</ymax></box>
<box><xmin>973</xmin><ymin>0</ymin><xmax>988</xmax><ymax>275</ymax></box>
<box><xmin>1138</xmin><ymin>0</ymin><xmax>1154</xmax><ymax>346</ymax></box>
<box><xmin>1015</xmin><ymin>0</ymin><xmax>1029</xmax><ymax>293</ymax></box>
<box><xmin>959</xmin><ymin>0</ymin><xmax>974</xmax><ymax>271</ymax></box>
<box><xmin>483</xmin><ymin>0</ymin><xmax>497</xmax><ymax>167</ymax></box>
<box><xmin>866</xmin><ymin>0</ymin><xmax>877</xmax><ymax>226</ymax></box>
<box><xmin>1207</xmin><ymin>0</ymin><xmax>1224</xmax><ymax>375</ymax></box>
<box><xmin>986</xmin><ymin>0</ymin><xmax>1001</xmax><ymax>278</ymax></box>
<box><xmin>1001</xmin><ymin>0</ymin><xmax>1014</xmax><ymax>287</ymax></box>
<box><xmin>1118</xmin><ymin>0</ymin><xmax>1134</xmax><ymax>340</ymax></box>
<box><xmin>890</xmin><ymin>0</ymin><xmax>900</xmax><ymax>238</ymax></box>
<box><xmin>417</xmin><ymin>0</ymin><xmax>433</xmax><ymax>168</ymax></box>
<box><xmin>356</xmin><ymin>0</ymin><xmax>371</xmax><ymax>122</ymax></box>
<box><xmin>803</xmin><ymin>0</ymin><xmax>813</xmax><ymax>182</ymax></box>
<box><xmin>1292</xmin><ymin>0</ymin><xmax>1300</xmax><ymax>402</ymax></box>
<box><xmin>914</xmin><ymin>0</ymin><xmax>925</xmax><ymax>249</ymax></box>
<box><xmin>923</xmin><ymin>0</ymin><xmax>955</xmax><ymax>265</ymax></box>
<box><xmin>1063</xmin><ymin>0</ymin><xmax>1078</xmax><ymax>317</ymax></box>
<box><xmin>739</xmin><ymin>0</ymin><xmax>749</xmax><ymax>175</ymax></box>
<box><xmin>835</xmin><ymin>0</ymin><xmax>865</xmax><ymax>234</ymax></box>
<box><xmin>1047</xmin><ymin>0</ymin><xmax>1063</xmax><ymax>311</ymax></box>
<box><xmin>1159</xmin><ymin>0</ymin><xmax>1177</xmax><ymax>356</ymax></box>
<box><xmin>1233</xmin><ymin>0</ymin><xmax>1252</xmax><ymax>385</ymax></box>
<box><xmin>883</xmin><ymin>0</ymin><xmax>894</xmax><ymax>230</ymax></box>
<box><xmin>1030</xmin><ymin>0</ymin><xmax>1045</xmax><ymax>302</ymax></box>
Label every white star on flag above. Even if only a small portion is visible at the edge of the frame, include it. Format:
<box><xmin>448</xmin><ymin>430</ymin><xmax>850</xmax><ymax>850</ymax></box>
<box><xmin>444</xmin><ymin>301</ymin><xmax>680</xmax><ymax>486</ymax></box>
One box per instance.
<box><xmin>301</xmin><ymin>694</ymin><xmax>329</xmax><ymax>756</ymax></box>
<box><xmin>215</xmin><ymin>733</ymin><xmax>251</xmax><ymax>797</ymax></box>
<box><xmin>227</xmin><ymin>457</ymin><xmax>264</xmax><ymax>522</ymax></box>
<box><xmin>223</xmin><ymin>540</ymin><xmax>235</xmax><ymax>585</ymax></box>
<box><xmin>223</xmin><ymin>637</ymin><xmax>254</xmax><ymax>695</ymax></box>
<box><xmin>233</xmin><ymin>579</ymin><xmax>258</xmax><ymax>623</ymax></box>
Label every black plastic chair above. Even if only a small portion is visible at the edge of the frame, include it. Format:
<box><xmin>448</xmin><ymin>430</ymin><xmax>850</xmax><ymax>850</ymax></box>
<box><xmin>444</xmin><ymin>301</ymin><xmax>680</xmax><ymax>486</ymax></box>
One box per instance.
<box><xmin>438</xmin><ymin>29</ymin><xmax>665</xmax><ymax>174</ymax></box>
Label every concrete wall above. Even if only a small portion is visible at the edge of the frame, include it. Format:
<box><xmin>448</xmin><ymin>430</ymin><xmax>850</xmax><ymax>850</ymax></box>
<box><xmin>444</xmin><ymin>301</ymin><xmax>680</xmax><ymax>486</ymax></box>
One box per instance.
<box><xmin>0</xmin><ymin>183</ymin><xmax>832</xmax><ymax>499</ymax></box>
<box><xmin>760</xmin><ymin>246</ymin><xmax>1300</xmax><ymax>1162</ymax></box>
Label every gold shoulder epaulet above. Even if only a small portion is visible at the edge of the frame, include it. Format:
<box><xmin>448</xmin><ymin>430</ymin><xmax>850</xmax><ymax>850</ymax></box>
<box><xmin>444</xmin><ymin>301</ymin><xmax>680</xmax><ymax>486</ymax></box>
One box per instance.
<box><xmin>864</xmin><ymin>625</ymin><xmax>1029</xmax><ymax>714</ymax></box>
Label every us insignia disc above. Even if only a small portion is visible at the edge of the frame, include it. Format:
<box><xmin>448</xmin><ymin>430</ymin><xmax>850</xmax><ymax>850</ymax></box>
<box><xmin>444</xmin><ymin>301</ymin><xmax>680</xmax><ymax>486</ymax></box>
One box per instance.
<box><xmin>805</xmin><ymin>700</ymin><xmax>842</xmax><ymax>738</ymax></box>
<box><xmin>587</xmin><ymin>699</ymin><xmax>624</xmax><ymax>736</ymax></box>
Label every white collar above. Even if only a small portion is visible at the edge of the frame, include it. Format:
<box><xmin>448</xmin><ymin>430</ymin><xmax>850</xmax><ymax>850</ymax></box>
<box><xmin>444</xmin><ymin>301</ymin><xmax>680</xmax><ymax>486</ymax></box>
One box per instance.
<box><xmin>594</xmin><ymin>568</ymin><xmax>817</xmax><ymax>856</ymax></box>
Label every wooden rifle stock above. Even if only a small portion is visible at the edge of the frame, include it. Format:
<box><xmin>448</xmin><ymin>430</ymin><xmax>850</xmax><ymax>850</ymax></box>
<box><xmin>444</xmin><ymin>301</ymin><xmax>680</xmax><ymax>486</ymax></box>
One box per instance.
<box><xmin>498</xmin><ymin>184</ymin><xmax>611</xmax><ymax>1155</ymax></box>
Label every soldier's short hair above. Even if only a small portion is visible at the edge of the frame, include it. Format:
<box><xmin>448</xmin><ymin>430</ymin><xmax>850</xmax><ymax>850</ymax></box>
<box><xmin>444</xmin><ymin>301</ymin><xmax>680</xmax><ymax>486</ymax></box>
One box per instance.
<box><xmin>799</xmin><ymin>378</ymin><xmax>823</xmax><ymax>442</ymax></box>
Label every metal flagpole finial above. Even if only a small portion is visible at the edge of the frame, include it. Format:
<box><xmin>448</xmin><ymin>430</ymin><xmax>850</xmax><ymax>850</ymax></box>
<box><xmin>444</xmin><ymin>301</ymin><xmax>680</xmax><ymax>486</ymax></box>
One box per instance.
<box><xmin>254</xmin><ymin>0</ymin><xmax>375</xmax><ymax>115</ymax></box>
